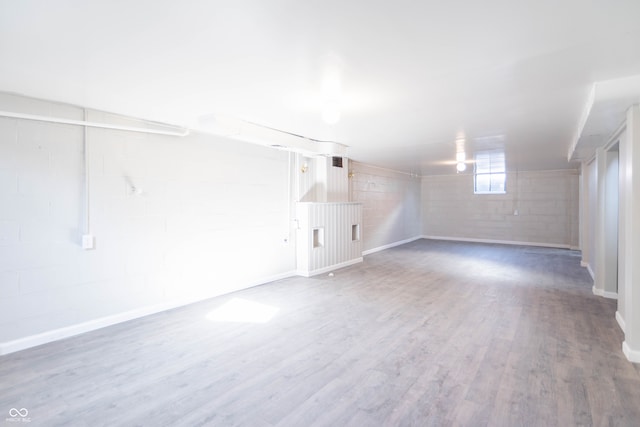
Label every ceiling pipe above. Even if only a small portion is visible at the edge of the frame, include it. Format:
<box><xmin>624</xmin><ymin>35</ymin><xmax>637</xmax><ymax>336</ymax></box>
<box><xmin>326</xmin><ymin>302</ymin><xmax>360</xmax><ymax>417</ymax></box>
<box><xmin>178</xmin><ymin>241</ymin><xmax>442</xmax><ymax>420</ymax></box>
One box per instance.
<box><xmin>0</xmin><ymin>109</ymin><xmax>347</xmax><ymax>157</ymax></box>
<box><xmin>0</xmin><ymin>110</ymin><xmax>189</xmax><ymax>137</ymax></box>
<box><xmin>195</xmin><ymin>115</ymin><xmax>348</xmax><ymax>158</ymax></box>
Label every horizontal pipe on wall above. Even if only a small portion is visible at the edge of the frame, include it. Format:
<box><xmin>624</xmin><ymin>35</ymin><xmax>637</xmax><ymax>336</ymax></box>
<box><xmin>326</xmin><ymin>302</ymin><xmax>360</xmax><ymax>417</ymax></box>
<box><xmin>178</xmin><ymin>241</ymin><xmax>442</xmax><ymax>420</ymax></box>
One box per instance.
<box><xmin>0</xmin><ymin>110</ymin><xmax>190</xmax><ymax>137</ymax></box>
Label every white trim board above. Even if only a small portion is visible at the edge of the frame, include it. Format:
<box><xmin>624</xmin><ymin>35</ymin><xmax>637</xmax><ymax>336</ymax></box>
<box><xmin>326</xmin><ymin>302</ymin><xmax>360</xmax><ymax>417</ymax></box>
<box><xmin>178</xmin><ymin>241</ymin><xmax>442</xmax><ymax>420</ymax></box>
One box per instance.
<box><xmin>421</xmin><ymin>235</ymin><xmax>572</xmax><ymax>249</ymax></box>
<box><xmin>592</xmin><ymin>286</ymin><xmax>618</xmax><ymax>299</ymax></box>
<box><xmin>582</xmin><ymin>262</ymin><xmax>595</xmax><ymax>280</ymax></box>
<box><xmin>362</xmin><ymin>236</ymin><xmax>422</xmax><ymax>256</ymax></box>
<box><xmin>296</xmin><ymin>257</ymin><xmax>363</xmax><ymax>278</ymax></box>
<box><xmin>623</xmin><ymin>341</ymin><xmax>640</xmax><ymax>363</ymax></box>
<box><xmin>0</xmin><ymin>270</ymin><xmax>296</xmax><ymax>356</ymax></box>
<box><xmin>616</xmin><ymin>311</ymin><xmax>626</xmax><ymax>333</ymax></box>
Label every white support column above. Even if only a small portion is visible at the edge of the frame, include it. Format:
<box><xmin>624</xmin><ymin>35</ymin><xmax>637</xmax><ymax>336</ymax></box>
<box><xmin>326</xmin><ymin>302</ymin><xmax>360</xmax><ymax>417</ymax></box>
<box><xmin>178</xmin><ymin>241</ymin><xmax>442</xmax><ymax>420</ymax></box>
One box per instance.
<box><xmin>617</xmin><ymin>130</ymin><xmax>628</xmax><ymax>331</ymax></box>
<box><xmin>603</xmin><ymin>148</ymin><xmax>619</xmax><ymax>297</ymax></box>
<box><xmin>580</xmin><ymin>161</ymin><xmax>591</xmax><ymax>269</ymax></box>
<box><xmin>593</xmin><ymin>148</ymin><xmax>606</xmax><ymax>296</ymax></box>
<box><xmin>621</xmin><ymin>105</ymin><xmax>640</xmax><ymax>362</ymax></box>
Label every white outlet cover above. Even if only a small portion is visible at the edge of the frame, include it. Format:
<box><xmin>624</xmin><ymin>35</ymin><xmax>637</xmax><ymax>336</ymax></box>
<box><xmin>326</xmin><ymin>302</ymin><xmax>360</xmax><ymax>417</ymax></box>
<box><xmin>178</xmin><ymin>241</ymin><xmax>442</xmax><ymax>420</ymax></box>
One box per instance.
<box><xmin>82</xmin><ymin>234</ymin><xmax>95</xmax><ymax>250</ymax></box>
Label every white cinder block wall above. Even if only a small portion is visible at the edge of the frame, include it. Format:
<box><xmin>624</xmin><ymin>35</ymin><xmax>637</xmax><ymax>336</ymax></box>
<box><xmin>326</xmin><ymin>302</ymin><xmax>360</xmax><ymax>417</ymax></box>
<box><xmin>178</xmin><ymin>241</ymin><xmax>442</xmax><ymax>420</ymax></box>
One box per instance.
<box><xmin>349</xmin><ymin>161</ymin><xmax>422</xmax><ymax>253</ymax></box>
<box><xmin>0</xmin><ymin>94</ymin><xmax>296</xmax><ymax>351</ymax></box>
<box><xmin>0</xmin><ymin>92</ymin><xmax>585</xmax><ymax>352</ymax></box>
<box><xmin>421</xmin><ymin>170</ymin><xmax>580</xmax><ymax>248</ymax></box>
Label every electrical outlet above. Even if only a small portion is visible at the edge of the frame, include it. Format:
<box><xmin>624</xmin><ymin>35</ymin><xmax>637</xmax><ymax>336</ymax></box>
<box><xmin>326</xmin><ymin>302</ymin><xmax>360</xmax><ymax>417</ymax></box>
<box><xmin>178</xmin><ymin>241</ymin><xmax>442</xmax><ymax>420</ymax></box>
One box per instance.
<box><xmin>82</xmin><ymin>234</ymin><xmax>95</xmax><ymax>250</ymax></box>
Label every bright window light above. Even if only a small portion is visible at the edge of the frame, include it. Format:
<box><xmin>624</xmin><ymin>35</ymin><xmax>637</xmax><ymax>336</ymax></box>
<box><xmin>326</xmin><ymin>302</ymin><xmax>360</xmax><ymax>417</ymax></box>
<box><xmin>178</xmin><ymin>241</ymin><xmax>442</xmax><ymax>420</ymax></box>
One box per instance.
<box><xmin>205</xmin><ymin>298</ymin><xmax>280</xmax><ymax>324</ymax></box>
<box><xmin>474</xmin><ymin>150</ymin><xmax>506</xmax><ymax>194</ymax></box>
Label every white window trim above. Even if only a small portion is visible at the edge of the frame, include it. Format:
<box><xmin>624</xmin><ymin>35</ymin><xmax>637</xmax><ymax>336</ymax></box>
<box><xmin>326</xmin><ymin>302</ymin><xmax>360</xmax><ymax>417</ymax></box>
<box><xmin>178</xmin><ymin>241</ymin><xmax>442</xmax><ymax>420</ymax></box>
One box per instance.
<box><xmin>474</xmin><ymin>151</ymin><xmax>506</xmax><ymax>194</ymax></box>
<box><xmin>474</xmin><ymin>190</ymin><xmax>506</xmax><ymax>195</ymax></box>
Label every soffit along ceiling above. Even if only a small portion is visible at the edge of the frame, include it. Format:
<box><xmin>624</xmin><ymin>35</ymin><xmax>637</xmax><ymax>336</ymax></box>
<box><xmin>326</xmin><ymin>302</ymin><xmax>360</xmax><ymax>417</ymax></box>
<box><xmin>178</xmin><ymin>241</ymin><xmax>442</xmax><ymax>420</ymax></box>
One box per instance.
<box><xmin>570</xmin><ymin>75</ymin><xmax>640</xmax><ymax>162</ymax></box>
<box><xmin>2</xmin><ymin>1</ymin><xmax>640</xmax><ymax>175</ymax></box>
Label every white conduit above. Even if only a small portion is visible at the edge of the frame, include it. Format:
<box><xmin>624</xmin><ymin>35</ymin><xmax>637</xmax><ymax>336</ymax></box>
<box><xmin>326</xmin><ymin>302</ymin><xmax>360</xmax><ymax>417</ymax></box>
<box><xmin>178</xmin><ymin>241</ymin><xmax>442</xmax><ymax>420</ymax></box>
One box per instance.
<box><xmin>0</xmin><ymin>110</ymin><xmax>190</xmax><ymax>137</ymax></box>
<box><xmin>287</xmin><ymin>151</ymin><xmax>293</xmax><ymax>242</ymax></box>
<box><xmin>83</xmin><ymin>108</ymin><xmax>91</xmax><ymax>236</ymax></box>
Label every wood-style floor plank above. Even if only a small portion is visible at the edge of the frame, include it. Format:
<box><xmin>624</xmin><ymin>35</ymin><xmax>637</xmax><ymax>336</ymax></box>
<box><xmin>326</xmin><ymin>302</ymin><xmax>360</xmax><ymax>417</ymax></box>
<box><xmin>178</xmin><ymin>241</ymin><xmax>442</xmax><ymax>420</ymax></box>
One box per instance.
<box><xmin>1</xmin><ymin>239</ymin><xmax>640</xmax><ymax>426</ymax></box>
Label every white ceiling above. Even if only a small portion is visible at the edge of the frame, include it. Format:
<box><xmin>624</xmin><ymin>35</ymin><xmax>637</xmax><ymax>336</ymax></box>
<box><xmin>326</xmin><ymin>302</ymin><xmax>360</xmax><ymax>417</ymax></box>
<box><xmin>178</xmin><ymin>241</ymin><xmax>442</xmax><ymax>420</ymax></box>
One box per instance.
<box><xmin>2</xmin><ymin>0</ymin><xmax>640</xmax><ymax>175</ymax></box>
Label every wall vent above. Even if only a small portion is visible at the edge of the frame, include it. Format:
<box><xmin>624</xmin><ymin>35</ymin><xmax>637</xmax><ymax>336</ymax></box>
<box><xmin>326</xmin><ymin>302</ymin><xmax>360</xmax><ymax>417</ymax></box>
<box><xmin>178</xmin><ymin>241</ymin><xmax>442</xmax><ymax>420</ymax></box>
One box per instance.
<box><xmin>352</xmin><ymin>224</ymin><xmax>360</xmax><ymax>241</ymax></box>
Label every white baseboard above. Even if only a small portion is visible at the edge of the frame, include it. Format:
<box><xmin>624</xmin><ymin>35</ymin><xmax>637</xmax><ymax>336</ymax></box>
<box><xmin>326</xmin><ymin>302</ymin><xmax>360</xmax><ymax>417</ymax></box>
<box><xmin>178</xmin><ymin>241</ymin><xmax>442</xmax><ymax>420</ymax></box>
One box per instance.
<box><xmin>622</xmin><ymin>341</ymin><xmax>640</xmax><ymax>363</ymax></box>
<box><xmin>0</xmin><ymin>270</ymin><xmax>297</xmax><ymax>356</ymax></box>
<box><xmin>362</xmin><ymin>236</ymin><xmax>422</xmax><ymax>256</ymax></box>
<box><xmin>296</xmin><ymin>257</ymin><xmax>363</xmax><ymax>277</ymax></box>
<box><xmin>584</xmin><ymin>264</ymin><xmax>595</xmax><ymax>280</ymax></box>
<box><xmin>616</xmin><ymin>311</ymin><xmax>626</xmax><ymax>333</ymax></box>
<box><xmin>592</xmin><ymin>286</ymin><xmax>618</xmax><ymax>299</ymax></box>
<box><xmin>244</xmin><ymin>270</ymin><xmax>297</xmax><ymax>286</ymax></box>
<box><xmin>421</xmin><ymin>235</ymin><xmax>571</xmax><ymax>249</ymax></box>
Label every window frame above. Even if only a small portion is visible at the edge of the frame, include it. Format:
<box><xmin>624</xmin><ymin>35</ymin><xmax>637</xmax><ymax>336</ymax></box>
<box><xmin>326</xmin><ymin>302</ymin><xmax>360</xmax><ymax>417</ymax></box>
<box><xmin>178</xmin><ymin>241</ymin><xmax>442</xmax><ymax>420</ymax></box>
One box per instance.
<box><xmin>474</xmin><ymin>151</ymin><xmax>506</xmax><ymax>194</ymax></box>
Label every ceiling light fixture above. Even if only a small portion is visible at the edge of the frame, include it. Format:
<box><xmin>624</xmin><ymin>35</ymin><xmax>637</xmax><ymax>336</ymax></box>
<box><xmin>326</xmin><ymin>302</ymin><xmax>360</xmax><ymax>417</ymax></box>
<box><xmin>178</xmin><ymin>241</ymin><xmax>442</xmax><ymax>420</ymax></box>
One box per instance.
<box><xmin>454</xmin><ymin>134</ymin><xmax>467</xmax><ymax>173</ymax></box>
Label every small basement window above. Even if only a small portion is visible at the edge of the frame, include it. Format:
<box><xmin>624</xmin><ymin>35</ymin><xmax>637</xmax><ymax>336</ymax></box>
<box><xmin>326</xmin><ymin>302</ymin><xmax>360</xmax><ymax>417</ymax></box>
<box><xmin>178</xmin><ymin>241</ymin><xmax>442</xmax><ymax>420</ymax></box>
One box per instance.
<box><xmin>474</xmin><ymin>151</ymin><xmax>506</xmax><ymax>194</ymax></box>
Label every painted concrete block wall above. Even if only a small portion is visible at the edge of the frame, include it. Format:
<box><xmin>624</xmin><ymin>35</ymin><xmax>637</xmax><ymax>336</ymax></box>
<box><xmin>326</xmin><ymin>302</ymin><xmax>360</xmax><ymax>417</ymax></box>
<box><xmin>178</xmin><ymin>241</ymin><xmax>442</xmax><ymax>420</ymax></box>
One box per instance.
<box><xmin>349</xmin><ymin>161</ymin><xmax>421</xmax><ymax>252</ymax></box>
<box><xmin>0</xmin><ymin>94</ymin><xmax>295</xmax><ymax>346</ymax></box>
<box><xmin>421</xmin><ymin>170</ymin><xmax>580</xmax><ymax>248</ymax></box>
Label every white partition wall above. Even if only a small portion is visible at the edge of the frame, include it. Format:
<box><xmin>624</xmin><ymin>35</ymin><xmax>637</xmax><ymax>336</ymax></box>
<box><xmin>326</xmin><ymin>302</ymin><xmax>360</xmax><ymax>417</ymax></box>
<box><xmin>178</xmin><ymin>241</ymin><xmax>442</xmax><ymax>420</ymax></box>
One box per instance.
<box><xmin>621</xmin><ymin>105</ymin><xmax>640</xmax><ymax>362</ymax></box>
<box><xmin>296</xmin><ymin>202</ymin><xmax>363</xmax><ymax>277</ymax></box>
<box><xmin>592</xmin><ymin>146</ymin><xmax>621</xmax><ymax>299</ymax></box>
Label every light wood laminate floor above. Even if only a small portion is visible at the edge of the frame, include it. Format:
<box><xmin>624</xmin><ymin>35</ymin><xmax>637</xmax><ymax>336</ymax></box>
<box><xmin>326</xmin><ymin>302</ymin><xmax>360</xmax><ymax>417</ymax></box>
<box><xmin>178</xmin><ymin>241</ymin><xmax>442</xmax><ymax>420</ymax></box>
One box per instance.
<box><xmin>2</xmin><ymin>239</ymin><xmax>640</xmax><ymax>426</ymax></box>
